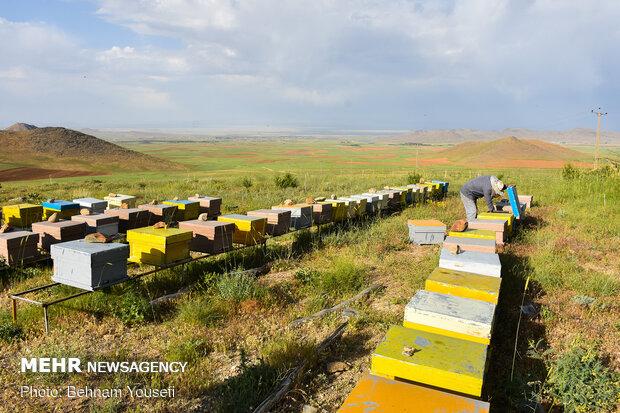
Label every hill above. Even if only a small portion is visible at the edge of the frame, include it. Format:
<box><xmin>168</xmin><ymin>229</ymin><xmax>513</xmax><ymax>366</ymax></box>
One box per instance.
<box><xmin>0</xmin><ymin>127</ymin><xmax>182</xmax><ymax>179</ymax></box>
<box><xmin>5</xmin><ymin>122</ymin><xmax>38</xmax><ymax>132</ymax></box>
<box><xmin>436</xmin><ymin>136</ymin><xmax>591</xmax><ymax>168</ymax></box>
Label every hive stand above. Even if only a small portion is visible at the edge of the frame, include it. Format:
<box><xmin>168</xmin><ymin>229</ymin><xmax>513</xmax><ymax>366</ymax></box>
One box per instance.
<box><xmin>439</xmin><ymin>248</ymin><xmax>501</xmax><ymax>278</ymax></box>
<box><xmin>443</xmin><ymin>236</ymin><xmax>496</xmax><ymax>254</ymax></box>
<box><xmin>403</xmin><ymin>290</ymin><xmax>496</xmax><ymax>345</ymax></box>
<box><xmin>425</xmin><ymin>267</ymin><xmax>501</xmax><ymax>304</ymax></box>
<box><xmin>371</xmin><ymin>325</ymin><xmax>487</xmax><ymax>396</ymax></box>
<box><xmin>338</xmin><ymin>373</ymin><xmax>489</xmax><ymax>413</ymax></box>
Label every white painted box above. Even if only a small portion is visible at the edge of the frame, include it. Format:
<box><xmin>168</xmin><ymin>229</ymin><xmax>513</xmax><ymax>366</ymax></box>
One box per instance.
<box><xmin>439</xmin><ymin>248</ymin><xmax>502</xmax><ymax>278</ymax></box>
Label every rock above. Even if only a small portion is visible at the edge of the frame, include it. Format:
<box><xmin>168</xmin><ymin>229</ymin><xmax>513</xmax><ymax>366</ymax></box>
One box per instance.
<box><xmin>330</xmin><ymin>194</ymin><xmax>336</xmax><ymax>199</ymax></box>
<box><xmin>198</xmin><ymin>213</ymin><xmax>209</xmax><ymax>221</ymax></box>
<box><xmin>283</xmin><ymin>199</ymin><xmax>294</xmax><ymax>206</ymax></box>
<box><xmin>368</xmin><ymin>188</ymin><xmax>376</xmax><ymax>193</ymax></box>
<box><xmin>0</xmin><ymin>224</ymin><xmax>12</xmax><ymax>234</ymax></box>
<box><xmin>194</xmin><ymin>193</ymin><xmax>200</xmax><ymax>198</ymax></box>
<box><xmin>450</xmin><ymin>219</ymin><xmax>468</xmax><ymax>232</ymax></box>
<box><xmin>149</xmin><ymin>199</ymin><xmax>156</xmax><ymax>205</ymax></box>
<box><xmin>571</xmin><ymin>295</ymin><xmax>596</xmax><ymax>307</ymax></box>
<box><xmin>446</xmin><ymin>244</ymin><xmax>460</xmax><ymax>255</ymax></box>
<box><xmin>402</xmin><ymin>346</ymin><xmax>420</xmax><ymax>357</ymax></box>
<box><xmin>153</xmin><ymin>221</ymin><xmax>166</xmax><ymax>229</ymax></box>
<box><xmin>8</xmin><ymin>196</ymin><xmax>25</xmax><ymax>203</ymax></box>
<box><xmin>419</xmin><ymin>178</ymin><xmax>425</xmax><ymax>184</ymax></box>
<box><xmin>315</xmin><ymin>196</ymin><xmax>326</xmax><ymax>202</ymax></box>
<box><xmin>85</xmin><ymin>232</ymin><xmax>108</xmax><ymax>243</ymax></box>
<box><xmin>47</xmin><ymin>212</ymin><xmax>59</xmax><ymax>223</ymax></box>
<box><xmin>172</xmin><ymin>196</ymin><xmax>179</xmax><ymax>201</ymax></box>
<box><xmin>108</xmin><ymin>193</ymin><xmax>116</xmax><ymax>197</ymax></box>
<box><xmin>305</xmin><ymin>196</ymin><xmax>315</xmax><ymax>204</ymax></box>
<box><xmin>383</xmin><ymin>186</ymin><xmax>390</xmax><ymax>190</ymax></box>
<box><xmin>80</xmin><ymin>208</ymin><xmax>91</xmax><ymax>216</ymax></box>
<box><xmin>302</xmin><ymin>405</ymin><xmax>319</xmax><ymax>413</ymax></box>
<box><xmin>326</xmin><ymin>361</ymin><xmax>349</xmax><ymax>374</ymax></box>
<box><xmin>47</xmin><ymin>198</ymin><xmax>55</xmax><ymax>203</ymax></box>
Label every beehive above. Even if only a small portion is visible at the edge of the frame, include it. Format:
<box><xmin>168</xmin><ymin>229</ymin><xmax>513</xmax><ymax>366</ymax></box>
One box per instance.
<box><xmin>348</xmin><ymin>197</ymin><xmax>368</xmax><ymax>216</ymax></box>
<box><xmin>467</xmin><ymin>219</ymin><xmax>507</xmax><ymax>244</ymax></box>
<box><xmin>71</xmin><ymin>214</ymin><xmax>119</xmax><ymax>237</ymax></box>
<box><xmin>448</xmin><ymin>229</ymin><xmax>496</xmax><ymax>241</ymax></box>
<box><xmin>391</xmin><ymin>187</ymin><xmax>413</xmax><ymax>205</ymax></box>
<box><xmin>127</xmin><ymin>226</ymin><xmax>192</xmax><ymax>266</ymax></box>
<box><xmin>407</xmin><ymin>219</ymin><xmax>446</xmax><ymax>245</ymax></box>
<box><xmin>496</xmin><ymin>200</ymin><xmax>526</xmax><ymax>217</ymax></box>
<box><xmin>0</xmin><ymin>231</ymin><xmax>40</xmax><ymax>266</ymax></box>
<box><xmin>104</xmin><ymin>194</ymin><xmax>136</xmax><ymax>209</ymax></box>
<box><xmin>337</xmin><ymin>198</ymin><xmax>363</xmax><ymax>218</ymax></box>
<box><xmin>362</xmin><ymin>193</ymin><xmax>389</xmax><ymax>211</ymax></box>
<box><xmin>404</xmin><ymin>290</ymin><xmax>496</xmax><ymax>345</ymax></box>
<box><xmin>1</xmin><ymin>204</ymin><xmax>43</xmax><ymax>227</ymax></box>
<box><xmin>51</xmin><ymin>240</ymin><xmax>129</xmax><ymax>291</ymax></box>
<box><xmin>371</xmin><ymin>325</ymin><xmax>487</xmax><ymax>396</ymax></box>
<box><xmin>432</xmin><ymin>179</ymin><xmax>450</xmax><ymax>196</ymax></box>
<box><xmin>218</xmin><ymin>214</ymin><xmax>267</xmax><ymax>245</ymax></box>
<box><xmin>247</xmin><ymin>209</ymin><xmax>291</xmax><ymax>236</ymax></box>
<box><xmin>439</xmin><ymin>248</ymin><xmax>501</xmax><ymax>278</ymax></box>
<box><xmin>311</xmin><ymin>202</ymin><xmax>332</xmax><ymax>224</ymax></box>
<box><xmin>163</xmin><ymin>200</ymin><xmax>200</xmax><ymax>221</ymax></box>
<box><xmin>477</xmin><ymin>212</ymin><xmax>514</xmax><ymax>236</ymax></box>
<box><xmin>178</xmin><ymin>220</ymin><xmax>234</xmax><ymax>254</ymax></box>
<box><xmin>518</xmin><ymin>194</ymin><xmax>533</xmax><ymax>209</ymax></box>
<box><xmin>377</xmin><ymin>190</ymin><xmax>403</xmax><ymax>209</ymax></box>
<box><xmin>271</xmin><ymin>204</ymin><xmax>312</xmax><ymax>229</ymax></box>
<box><xmin>42</xmin><ymin>200</ymin><xmax>80</xmax><ymax>220</ymax></box>
<box><xmin>338</xmin><ymin>373</ymin><xmax>489</xmax><ymax>413</ymax></box>
<box><xmin>187</xmin><ymin>195</ymin><xmax>222</xmax><ymax>218</ymax></box>
<box><xmin>31</xmin><ymin>221</ymin><xmax>88</xmax><ymax>251</ymax></box>
<box><xmin>350</xmin><ymin>194</ymin><xmax>379</xmax><ymax>214</ymax></box>
<box><xmin>73</xmin><ymin>198</ymin><xmax>108</xmax><ymax>214</ymax></box>
<box><xmin>103</xmin><ymin>208</ymin><xmax>151</xmax><ymax>233</ymax></box>
<box><xmin>406</xmin><ymin>185</ymin><xmax>424</xmax><ymax>204</ymax></box>
<box><xmin>138</xmin><ymin>204</ymin><xmax>178</xmax><ymax>223</ymax></box>
<box><xmin>444</xmin><ymin>236</ymin><xmax>496</xmax><ymax>254</ymax></box>
<box><xmin>425</xmin><ymin>267</ymin><xmax>501</xmax><ymax>304</ymax></box>
<box><xmin>319</xmin><ymin>200</ymin><xmax>347</xmax><ymax>222</ymax></box>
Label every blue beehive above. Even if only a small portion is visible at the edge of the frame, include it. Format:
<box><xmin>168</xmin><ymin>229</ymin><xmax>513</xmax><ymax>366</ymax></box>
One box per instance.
<box><xmin>506</xmin><ymin>185</ymin><xmax>523</xmax><ymax>219</ymax></box>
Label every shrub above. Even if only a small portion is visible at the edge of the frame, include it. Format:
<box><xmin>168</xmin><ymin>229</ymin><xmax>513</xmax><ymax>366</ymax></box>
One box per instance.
<box><xmin>406</xmin><ymin>173</ymin><xmax>422</xmax><ymax>184</ymax></box>
<box><xmin>0</xmin><ymin>322</ymin><xmax>23</xmax><ymax>342</ymax></box>
<box><xmin>216</xmin><ymin>273</ymin><xmax>267</xmax><ymax>303</ymax></box>
<box><xmin>241</xmin><ymin>177</ymin><xmax>253</xmax><ymax>188</ymax></box>
<box><xmin>296</xmin><ymin>259</ymin><xmax>368</xmax><ymax>298</ymax></box>
<box><xmin>274</xmin><ymin>173</ymin><xmax>299</xmax><ymax>189</ymax></box>
<box><xmin>113</xmin><ymin>290</ymin><xmax>153</xmax><ymax>325</ymax></box>
<box><xmin>545</xmin><ymin>343</ymin><xmax>619</xmax><ymax>413</ymax></box>
<box><xmin>562</xmin><ymin>163</ymin><xmax>580</xmax><ymax>180</ymax></box>
<box><xmin>177</xmin><ymin>296</ymin><xmax>230</xmax><ymax>326</ymax></box>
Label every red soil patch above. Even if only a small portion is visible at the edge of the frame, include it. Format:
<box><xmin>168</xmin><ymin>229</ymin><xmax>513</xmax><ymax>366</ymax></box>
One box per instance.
<box><xmin>484</xmin><ymin>160</ymin><xmax>592</xmax><ymax>169</ymax></box>
<box><xmin>405</xmin><ymin>157</ymin><xmax>452</xmax><ymax>165</ymax></box>
<box><xmin>0</xmin><ymin>167</ymin><xmax>100</xmax><ymax>182</ymax></box>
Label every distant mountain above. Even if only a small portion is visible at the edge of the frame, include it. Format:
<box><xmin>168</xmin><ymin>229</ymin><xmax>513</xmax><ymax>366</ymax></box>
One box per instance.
<box><xmin>0</xmin><ymin>127</ymin><xmax>181</xmax><ymax>172</ymax></box>
<box><xmin>5</xmin><ymin>122</ymin><xmax>38</xmax><ymax>132</ymax></box>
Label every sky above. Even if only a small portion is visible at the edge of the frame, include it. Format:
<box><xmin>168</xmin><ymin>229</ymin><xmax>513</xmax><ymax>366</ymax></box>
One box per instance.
<box><xmin>0</xmin><ymin>0</ymin><xmax>618</xmax><ymax>131</ymax></box>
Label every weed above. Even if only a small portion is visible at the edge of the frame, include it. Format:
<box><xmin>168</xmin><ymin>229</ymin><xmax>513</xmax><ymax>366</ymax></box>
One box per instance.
<box><xmin>216</xmin><ymin>273</ymin><xmax>268</xmax><ymax>303</ymax></box>
<box><xmin>274</xmin><ymin>173</ymin><xmax>299</xmax><ymax>189</ymax></box>
<box><xmin>562</xmin><ymin>163</ymin><xmax>580</xmax><ymax>180</ymax></box>
<box><xmin>297</xmin><ymin>258</ymin><xmax>368</xmax><ymax>299</ymax></box>
<box><xmin>113</xmin><ymin>289</ymin><xmax>153</xmax><ymax>325</ymax></box>
<box><xmin>0</xmin><ymin>322</ymin><xmax>23</xmax><ymax>342</ymax></box>
<box><xmin>166</xmin><ymin>337</ymin><xmax>212</xmax><ymax>364</ymax></box>
<box><xmin>241</xmin><ymin>177</ymin><xmax>253</xmax><ymax>188</ymax></box>
<box><xmin>177</xmin><ymin>296</ymin><xmax>230</xmax><ymax>326</ymax></box>
<box><xmin>406</xmin><ymin>172</ymin><xmax>421</xmax><ymax>184</ymax></box>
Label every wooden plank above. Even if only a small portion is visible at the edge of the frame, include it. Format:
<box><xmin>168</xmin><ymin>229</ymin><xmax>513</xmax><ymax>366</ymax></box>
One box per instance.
<box><xmin>371</xmin><ymin>325</ymin><xmax>487</xmax><ymax>396</ymax></box>
<box><xmin>403</xmin><ymin>290</ymin><xmax>495</xmax><ymax>344</ymax></box>
<box><xmin>425</xmin><ymin>267</ymin><xmax>501</xmax><ymax>304</ymax></box>
<box><xmin>439</xmin><ymin>248</ymin><xmax>501</xmax><ymax>278</ymax></box>
<box><xmin>338</xmin><ymin>373</ymin><xmax>489</xmax><ymax>413</ymax></box>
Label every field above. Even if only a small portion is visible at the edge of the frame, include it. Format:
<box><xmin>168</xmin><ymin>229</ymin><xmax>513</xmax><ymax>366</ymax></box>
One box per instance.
<box><xmin>0</xmin><ymin>139</ymin><xmax>619</xmax><ymax>413</ymax></box>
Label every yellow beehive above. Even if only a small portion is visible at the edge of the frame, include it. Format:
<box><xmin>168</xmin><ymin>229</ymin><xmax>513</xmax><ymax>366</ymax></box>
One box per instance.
<box><xmin>477</xmin><ymin>212</ymin><xmax>514</xmax><ymax>235</ymax></box>
<box><xmin>448</xmin><ymin>229</ymin><xmax>496</xmax><ymax>241</ymax></box>
<box><xmin>126</xmin><ymin>226</ymin><xmax>192</xmax><ymax>266</ymax></box>
<box><xmin>371</xmin><ymin>325</ymin><xmax>487</xmax><ymax>397</ymax></box>
<box><xmin>392</xmin><ymin>187</ymin><xmax>413</xmax><ymax>205</ymax></box>
<box><xmin>321</xmin><ymin>200</ymin><xmax>347</xmax><ymax>222</ymax></box>
<box><xmin>162</xmin><ymin>200</ymin><xmax>200</xmax><ymax>221</ymax></box>
<box><xmin>2</xmin><ymin>204</ymin><xmax>43</xmax><ymax>227</ymax></box>
<box><xmin>426</xmin><ymin>267</ymin><xmax>501</xmax><ymax>304</ymax></box>
<box><xmin>337</xmin><ymin>198</ymin><xmax>365</xmax><ymax>218</ymax></box>
<box><xmin>217</xmin><ymin>214</ymin><xmax>266</xmax><ymax>245</ymax></box>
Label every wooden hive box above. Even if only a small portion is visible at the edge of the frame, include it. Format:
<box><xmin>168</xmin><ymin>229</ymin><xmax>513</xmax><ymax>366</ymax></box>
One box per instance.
<box><xmin>138</xmin><ymin>204</ymin><xmax>178</xmax><ymax>224</ymax></box>
<box><xmin>362</xmin><ymin>193</ymin><xmax>389</xmax><ymax>211</ymax></box>
<box><xmin>50</xmin><ymin>240</ymin><xmax>129</xmax><ymax>291</ymax></box>
<box><xmin>311</xmin><ymin>202</ymin><xmax>332</xmax><ymax>224</ymax></box>
<box><xmin>518</xmin><ymin>194</ymin><xmax>533</xmax><ymax>209</ymax></box>
<box><xmin>71</xmin><ymin>214</ymin><xmax>119</xmax><ymax>237</ymax></box>
<box><xmin>371</xmin><ymin>325</ymin><xmax>487</xmax><ymax>397</ymax></box>
<box><xmin>319</xmin><ymin>200</ymin><xmax>347</xmax><ymax>222</ymax></box>
<box><xmin>495</xmin><ymin>198</ymin><xmax>526</xmax><ymax>217</ymax></box>
<box><xmin>426</xmin><ymin>267</ymin><xmax>501</xmax><ymax>304</ymax></box>
<box><xmin>407</xmin><ymin>219</ymin><xmax>446</xmax><ymax>245</ymax></box>
<box><xmin>2</xmin><ymin>204</ymin><xmax>43</xmax><ymax>227</ymax></box>
<box><xmin>31</xmin><ymin>221</ymin><xmax>87</xmax><ymax>251</ymax></box>
<box><xmin>378</xmin><ymin>190</ymin><xmax>403</xmax><ymax>209</ymax></box>
<box><xmin>467</xmin><ymin>219</ymin><xmax>506</xmax><ymax>244</ymax></box>
<box><xmin>0</xmin><ymin>231</ymin><xmax>40</xmax><ymax>266</ymax></box>
<box><xmin>337</xmin><ymin>198</ymin><xmax>364</xmax><ymax>218</ymax></box>
<box><xmin>338</xmin><ymin>373</ymin><xmax>489</xmax><ymax>413</ymax></box>
<box><xmin>247</xmin><ymin>209</ymin><xmax>291</xmax><ymax>236</ymax></box>
<box><xmin>126</xmin><ymin>226</ymin><xmax>192</xmax><ymax>266</ymax></box>
<box><xmin>331</xmin><ymin>198</ymin><xmax>356</xmax><ymax>219</ymax></box>
<box><xmin>271</xmin><ymin>204</ymin><xmax>312</xmax><ymax>229</ymax></box>
<box><xmin>448</xmin><ymin>229</ymin><xmax>497</xmax><ymax>242</ymax></box>
<box><xmin>477</xmin><ymin>212</ymin><xmax>514</xmax><ymax>236</ymax></box>
<box><xmin>218</xmin><ymin>214</ymin><xmax>267</xmax><ymax>245</ymax></box>
<box><xmin>444</xmin><ymin>236</ymin><xmax>496</xmax><ymax>254</ymax></box>
<box><xmin>103</xmin><ymin>208</ymin><xmax>151</xmax><ymax>233</ymax></box>
<box><xmin>404</xmin><ymin>290</ymin><xmax>496</xmax><ymax>345</ymax></box>
<box><xmin>391</xmin><ymin>187</ymin><xmax>413</xmax><ymax>205</ymax></box>
<box><xmin>178</xmin><ymin>220</ymin><xmax>234</xmax><ymax>254</ymax></box>
<box><xmin>187</xmin><ymin>195</ymin><xmax>222</xmax><ymax>218</ymax></box>
<box><xmin>163</xmin><ymin>200</ymin><xmax>200</xmax><ymax>221</ymax></box>
<box><xmin>405</xmin><ymin>185</ymin><xmax>423</xmax><ymax>204</ymax></box>
<box><xmin>350</xmin><ymin>197</ymin><xmax>368</xmax><ymax>216</ymax></box>
<box><xmin>41</xmin><ymin>200</ymin><xmax>80</xmax><ymax>220</ymax></box>
<box><xmin>432</xmin><ymin>179</ymin><xmax>450</xmax><ymax>196</ymax></box>
<box><xmin>104</xmin><ymin>194</ymin><xmax>136</xmax><ymax>209</ymax></box>
<box><xmin>73</xmin><ymin>198</ymin><xmax>108</xmax><ymax>214</ymax></box>
<box><xmin>350</xmin><ymin>194</ymin><xmax>379</xmax><ymax>215</ymax></box>
<box><xmin>439</xmin><ymin>248</ymin><xmax>501</xmax><ymax>278</ymax></box>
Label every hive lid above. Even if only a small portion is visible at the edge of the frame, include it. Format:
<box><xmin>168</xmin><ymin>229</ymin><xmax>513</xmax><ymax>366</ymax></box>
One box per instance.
<box><xmin>127</xmin><ymin>226</ymin><xmax>193</xmax><ymax>243</ymax></box>
<box><xmin>0</xmin><ymin>231</ymin><xmax>39</xmax><ymax>247</ymax></box>
<box><xmin>3</xmin><ymin>203</ymin><xmax>41</xmax><ymax>210</ymax></box>
<box><xmin>71</xmin><ymin>214</ymin><xmax>118</xmax><ymax>226</ymax></box>
<box><xmin>104</xmin><ymin>208</ymin><xmax>147</xmax><ymax>219</ymax></box>
<box><xmin>51</xmin><ymin>239</ymin><xmax>129</xmax><ymax>259</ymax></box>
<box><xmin>42</xmin><ymin>200</ymin><xmax>79</xmax><ymax>210</ymax></box>
<box><xmin>406</xmin><ymin>290</ymin><xmax>495</xmax><ymax>326</ymax></box>
<box><xmin>220</xmin><ymin>213</ymin><xmax>265</xmax><ymax>222</ymax></box>
<box><xmin>407</xmin><ymin>219</ymin><xmax>446</xmax><ymax>227</ymax></box>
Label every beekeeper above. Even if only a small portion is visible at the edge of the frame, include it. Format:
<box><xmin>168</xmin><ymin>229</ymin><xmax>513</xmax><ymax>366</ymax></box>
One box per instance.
<box><xmin>460</xmin><ymin>175</ymin><xmax>506</xmax><ymax>221</ymax></box>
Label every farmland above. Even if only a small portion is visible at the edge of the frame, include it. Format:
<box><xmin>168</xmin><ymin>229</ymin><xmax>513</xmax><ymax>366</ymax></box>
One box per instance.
<box><xmin>0</xmin><ymin>138</ymin><xmax>619</xmax><ymax>412</ymax></box>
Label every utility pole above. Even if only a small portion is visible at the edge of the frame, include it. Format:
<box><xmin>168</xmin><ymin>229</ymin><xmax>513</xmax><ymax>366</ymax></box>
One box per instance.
<box><xmin>591</xmin><ymin>107</ymin><xmax>607</xmax><ymax>168</ymax></box>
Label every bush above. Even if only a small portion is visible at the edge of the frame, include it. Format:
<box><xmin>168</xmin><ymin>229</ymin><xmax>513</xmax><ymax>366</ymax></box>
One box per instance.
<box><xmin>274</xmin><ymin>173</ymin><xmax>299</xmax><ymax>189</ymax></box>
<box><xmin>0</xmin><ymin>322</ymin><xmax>23</xmax><ymax>342</ymax></box>
<box><xmin>177</xmin><ymin>296</ymin><xmax>229</xmax><ymax>326</ymax></box>
<box><xmin>216</xmin><ymin>273</ymin><xmax>268</xmax><ymax>303</ymax></box>
<box><xmin>406</xmin><ymin>173</ymin><xmax>422</xmax><ymax>184</ymax></box>
<box><xmin>545</xmin><ymin>343</ymin><xmax>619</xmax><ymax>413</ymax></box>
<box><xmin>113</xmin><ymin>290</ymin><xmax>153</xmax><ymax>325</ymax></box>
<box><xmin>241</xmin><ymin>177</ymin><xmax>253</xmax><ymax>188</ymax></box>
<box><xmin>296</xmin><ymin>259</ymin><xmax>367</xmax><ymax>298</ymax></box>
<box><xmin>562</xmin><ymin>163</ymin><xmax>580</xmax><ymax>180</ymax></box>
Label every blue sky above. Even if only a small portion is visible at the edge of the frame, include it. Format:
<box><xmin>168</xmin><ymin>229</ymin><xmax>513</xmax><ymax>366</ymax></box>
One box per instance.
<box><xmin>0</xmin><ymin>0</ymin><xmax>618</xmax><ymax>131</ymax></box>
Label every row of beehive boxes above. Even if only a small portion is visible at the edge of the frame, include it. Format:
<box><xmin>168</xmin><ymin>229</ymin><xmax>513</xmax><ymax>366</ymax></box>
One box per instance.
<box><xmin>340</xmin><ymin>212</ymin><xmax>516</xmax><ymax>412</ymax></box>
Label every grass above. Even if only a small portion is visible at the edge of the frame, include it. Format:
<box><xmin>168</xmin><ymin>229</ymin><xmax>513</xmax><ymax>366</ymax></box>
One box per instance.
<box><xmin>0</xmin><ymin>140</ymin><xmax>618</xmax><ymax>412</ymax></box>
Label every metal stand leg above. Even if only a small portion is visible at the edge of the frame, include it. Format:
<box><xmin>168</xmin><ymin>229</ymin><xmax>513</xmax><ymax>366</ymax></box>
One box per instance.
<box><xmin>43</xmin><ymin>306</ymin><xmax>49</xmax><ymax>334</ymax></box>
<box><xmin>12</xmin><ymin>299</ymin><xmax>17</xmax><ymax>323</ymax></box>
